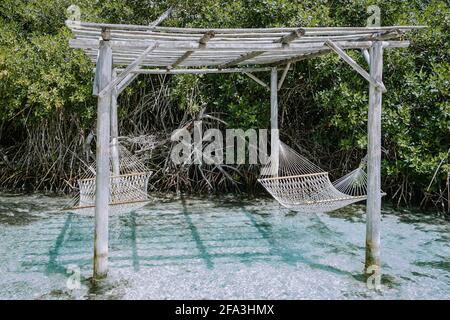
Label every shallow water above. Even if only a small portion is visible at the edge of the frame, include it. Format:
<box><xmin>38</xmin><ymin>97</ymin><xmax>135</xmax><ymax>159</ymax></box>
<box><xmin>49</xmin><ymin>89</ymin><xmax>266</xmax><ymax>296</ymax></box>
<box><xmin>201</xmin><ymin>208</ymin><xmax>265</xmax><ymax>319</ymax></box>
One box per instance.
<box><xmin>0</xmin><ymin>193</ymin><xmax>448</xmax><ymax>300</ymax></box>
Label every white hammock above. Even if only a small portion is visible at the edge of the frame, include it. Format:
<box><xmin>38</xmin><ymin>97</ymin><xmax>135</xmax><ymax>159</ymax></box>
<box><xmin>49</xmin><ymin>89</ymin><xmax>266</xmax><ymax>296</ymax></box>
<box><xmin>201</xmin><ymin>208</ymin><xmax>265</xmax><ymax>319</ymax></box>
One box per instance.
<box><xmin>65</xmin><ymin>143</ymin><xmax>151</xmax><ymax>214</ymax></box>
<box><xmin>258</xmin><ymin>142</ymin><xmax>369</xmax><ymax>213</ymax></box>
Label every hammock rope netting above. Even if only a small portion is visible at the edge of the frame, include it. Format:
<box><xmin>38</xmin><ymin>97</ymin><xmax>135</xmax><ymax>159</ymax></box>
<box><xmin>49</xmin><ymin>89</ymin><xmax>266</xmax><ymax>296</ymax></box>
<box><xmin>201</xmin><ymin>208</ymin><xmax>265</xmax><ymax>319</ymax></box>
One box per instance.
<box><xmin>258</xmin><ymin>141</ymin><xmax>370</xmax><ymax>213</ymax></box>
<box><xmin>66</xmin><ymin>138</ymin><xmax>372</xmax><ymax>214</ymax></box>
<box><xmin>65</xmin><ymin>143</ymin><xmax>151</xmax><ymax>214</ymax></box>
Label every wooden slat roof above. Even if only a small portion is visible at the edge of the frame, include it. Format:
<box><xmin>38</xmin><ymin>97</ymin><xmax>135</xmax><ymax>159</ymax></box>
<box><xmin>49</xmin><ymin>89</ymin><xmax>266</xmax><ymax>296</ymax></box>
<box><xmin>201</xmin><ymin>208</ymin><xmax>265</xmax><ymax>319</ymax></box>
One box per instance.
<box><xmin>66</xmin><ymin>21</ymin><xmax>423</xmax><ymax>69</ymax></box>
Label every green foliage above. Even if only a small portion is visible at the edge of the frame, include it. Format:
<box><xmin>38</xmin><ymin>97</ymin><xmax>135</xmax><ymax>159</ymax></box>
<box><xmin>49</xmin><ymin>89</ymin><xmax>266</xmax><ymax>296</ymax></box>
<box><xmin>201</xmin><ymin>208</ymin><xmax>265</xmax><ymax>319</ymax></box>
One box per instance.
<box><xmin>0</xmin><ymin>0</ymin><xmax>448</xmax><ymax>208</ymax></box>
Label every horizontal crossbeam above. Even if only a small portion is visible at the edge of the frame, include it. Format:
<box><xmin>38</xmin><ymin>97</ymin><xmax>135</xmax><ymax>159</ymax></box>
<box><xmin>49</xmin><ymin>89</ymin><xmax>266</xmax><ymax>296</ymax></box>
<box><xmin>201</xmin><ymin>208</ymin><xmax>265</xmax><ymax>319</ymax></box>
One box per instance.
<box><xmin>116</xmin><ymin>67</ymin><xmax>272</xmax><ymax>74</ymax></box>
<box><xmin>71</xmin><ymin>38</ymin><xmax>411</xmax><ymax>52</ymax></box>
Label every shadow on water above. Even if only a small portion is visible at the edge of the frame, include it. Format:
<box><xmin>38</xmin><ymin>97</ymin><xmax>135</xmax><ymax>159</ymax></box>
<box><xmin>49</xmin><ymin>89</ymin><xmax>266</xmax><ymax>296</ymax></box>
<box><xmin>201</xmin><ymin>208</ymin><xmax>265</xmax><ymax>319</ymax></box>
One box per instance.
<box><xmin>414</xmin><ymin>260</ymin><xmax>450</xmax><ymax>273</ymax></box>
<box><xmin>17</xmin><ymin>193</ymin><xmax>449</xmax><ymax>298</ymax></box>
<box><xmin>180</xmin><ymin>195</ymin><xmax>214</xmax><ymax>269</ymax></box>
<box><xmin>244</xmin><ymin>208</ymin><xmax>357</xmax><ymax>278</ymax></box>
<box><xmin>130</xmin><ymin>212</ymin><xmax>140</xmax><ymax>272</ymax></box>
<box><xmin>46</xmin><ymin>213</ymin><xmax>74</xmax><ymax>275</ymax></box>
<box><xmin>118</xmin><ymin>212</ymin><xmax>140</xmax><ymax>272</ymax></box>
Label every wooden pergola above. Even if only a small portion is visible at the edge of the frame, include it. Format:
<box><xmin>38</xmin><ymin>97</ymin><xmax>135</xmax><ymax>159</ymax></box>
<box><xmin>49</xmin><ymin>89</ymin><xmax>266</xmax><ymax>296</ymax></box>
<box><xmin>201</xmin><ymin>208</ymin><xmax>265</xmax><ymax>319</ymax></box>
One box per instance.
<box><xmin>66</xmin><ymin>14</ymin><xmax>423</xmax><ymax>280</ymax></box>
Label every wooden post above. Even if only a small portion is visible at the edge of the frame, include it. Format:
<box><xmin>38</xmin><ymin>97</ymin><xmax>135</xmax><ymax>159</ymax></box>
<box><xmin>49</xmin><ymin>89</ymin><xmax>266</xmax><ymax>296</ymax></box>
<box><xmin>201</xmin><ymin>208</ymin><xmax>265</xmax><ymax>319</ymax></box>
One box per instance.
<box><xmin>270</xmin><ymin>67</ymin><xmax>279</xmax><ymax>176</ymax></box>
<box><xmin>110</xmin><ymin>69</ymin><xmax>120</xmax><ymax>176</ymax></box>
<box><xmin>93</xmin><ymin>35</ymin><xmax>112</xmax><ymax>280</ymax></box>
<box><xmin>365</xmin><ymin>41</ymin><xmax>383</xmax><ymax>276</ymax></box>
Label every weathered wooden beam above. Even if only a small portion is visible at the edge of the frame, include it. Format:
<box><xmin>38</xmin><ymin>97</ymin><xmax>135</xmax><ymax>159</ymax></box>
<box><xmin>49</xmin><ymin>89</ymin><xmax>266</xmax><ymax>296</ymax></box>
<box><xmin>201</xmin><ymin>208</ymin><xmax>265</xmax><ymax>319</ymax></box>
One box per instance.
<box><xmin>110</xmin><ymin>69</ymin><xmax>120</xmax><ymax>176</ymax></box>
<box><xmin>325</xmin><ymin>40</ymin><xmax>386</xmax><ymax>92</ymax></box>
<box><xmin>270</xmin><ymin>67</ymin><xmax>279</xmax><ymax>176</ymax></box>
<box><xmin>152</xmin><ymin>25</ymin><xmax>425</xmax><ymax>35</ymax></box>
<box><xmin>364</xmin><ymin>29</ymin><xmax>403</xmax><ymax>41</ymax></box>
<box><xmin>101</xmin><ymin>27</ymin><xmax>111</xmax><ymax>41</ymax></box>
<box><xmin>217</xmin><ymin>29</ymin><xmax>305</xmax><ymax>69</ymax></box>
<box><xmin>170</xmin><ymin>51</ymin><xmax>195</xmax><ymax>69</ymax></box>
<box><xmin>116</xmin><ymin>67</ymin><xmax>271</xmax><ymax>74</ymax></box>
<box><xmin>270</xmin><ymin>50</ymin><xmax>330</xmax><ymax>66</ymax></box>
<box><xmin>169</xmin><ymin>31</ymin><xmax>215</xmax><ymax>69</ymax></box>
<box><xmin>362</xmin><ymin>49</ymin><xmax>370</xmax><ymax>66</ymax></box>
<box><xmin>98</xmin><ymin>43</ymin><xmax>158</xmax><ymax>98</ymax></box>
<box><xmin>93</xmin><ymin>39</ymin><xmax>112</xmax><ymax>280</ymax></box>
<box><xmin>277</xmin><ymin>63</ymin><xmax>291</xmax><ymax>90</ymax></box>
<box><xmin>66</xmin><ymin>20</ymin><xmax>425</xmax><ymax>33</ymax></box>
<box><xmin>365</xmin><ymin>41</ymin><xmax>384</xmax><ymax>284</ymax></box>
<box><xmin>198</xmin><ymin>31</ymin><xmax>216</xmax><ymax>45</ymax></box>
<box><xmin>149</xmin><ymin>6</ymin><xmax>174</xmax><ymax>28</ymax></box>
<box><xmin>244</xmin><ymin>72</ymin><xmax>270</xmax><ymax>90</ymax></box>
<box><xmin>275</xmin><ymin>28</ymin><xmax>305</xmax><ymax>45</ymax></box>
<box><xmin>68</xmin><ymin>27</ymin><xmax>407</xmax><ymax>43</ymax></box>
<box><xmin>70</xmin><ymin>38</ymin><xmax>410</xmax><ymax>52</ymax></box>
<box><xmin>218</xmin><ymin>51</ymin><xmax>264</xmax><ymax>69</ymax></box>
<box><xmin>92</xmin><ymin>54</ymin><xmax>101</xmax><ymax>95</ymax></box>
<box><xmin>116</xmin><ymin>73</ymin><xmax>138</xmax><ymax>95</ymax></box>
<box><xmin>92</xmin><ymin>28</ymin><xmax>111</xmax><ymax>95</ymax></box>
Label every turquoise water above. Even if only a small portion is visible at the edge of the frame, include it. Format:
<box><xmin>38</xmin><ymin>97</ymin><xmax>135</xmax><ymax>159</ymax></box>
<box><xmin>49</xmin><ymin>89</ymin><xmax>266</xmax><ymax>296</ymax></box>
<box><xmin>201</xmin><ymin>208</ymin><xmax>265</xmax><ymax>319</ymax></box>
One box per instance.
<box><xmin>0</xmin><ymin>193</ymin><xmax>448</xmax><ymax>299</ymax></box>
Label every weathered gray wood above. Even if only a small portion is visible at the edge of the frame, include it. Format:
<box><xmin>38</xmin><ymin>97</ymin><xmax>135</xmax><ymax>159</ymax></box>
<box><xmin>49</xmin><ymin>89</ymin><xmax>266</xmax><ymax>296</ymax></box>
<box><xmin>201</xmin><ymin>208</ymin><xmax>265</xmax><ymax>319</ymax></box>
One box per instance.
<box><xmin>92</xmin><ymin>27</ymin><xmax>111</xmax><ymax>97</ymax></box>
<box><xmin>98</xmin><ymin>43</ymin><xmax>158</xmax><ymax>98</ymax></box>
<box><xmin>244</xmin><ymin>72</ymin><xmax>269</xmax><ymax>90</ymax></box>
<box><xmin>170</xmin><ymin>51</ymin><xmax>195</xmax><ymax>68</ymax></box>
<box><xmin>68</xmin><ymin>24</ymin><xmax>354</xmax><ymax>37</ymax></box>
<box><xmin>219</xmin><ymin>51</ymin><xmax>264</xmax><ymax>68</ymax></box>
<box><xmin>169</xmin><ymin>31</ymin><xmax>215</xmax><ymax>68</ymax></box>
<box><xmin>93</xmin><ymin>39</ymin><xmax>112</xmax><ymax>280</ymax></box>
<box><xmin>271</xmin><ymin>50</ymin><xmax>330</xmax><ymax>66</ymax></box>
<box><xmin>101</xmin><ymin>27</ymin><xmax>111</xmax><ymax>41</ymax></box>
<box><xmin>110</xmin><ymin>69</ymin><xmax>120</xmax><ymax>176</ymax></box>
<box><xmin>277</xmin><ymin>63</ymin><xmax>291</xmax><ymax>90</ymax></box>
<box><xmin>77</xmin><ymin>41</ymin><xmax>410</xmax><ymax>65</ymax></box>
<box><xmin>66</xmin><ymin>20</ymin><xmax>424</xmax><ymax>33</ymax></box>
<box><xmin>152</xmin><ymin>26</ymin><xmax>424</xmax><ymax>35</ymax></box>
<box><xmin>270</xmin><ymin>67</ymin><xmax>279</xmax><ymax>176</ymax></box>
<box><xmin>71</xmin><ymin>27</ymin><xmax>406</xmax><ymax>43</ymax></box>
<box><xmin>365</xmin><ymin>29</ymin><xmax>403</xmax><ymax>41</ymax></box>
<box><xmin>70</xmin><ymin>38</ymin><xmax>410</xmax><ymax>53</ymax></box>
<box><xmin>217</xmin><ymin>29</ymin><xmax>304</xmax><ymax>69</ymax></box>
<box><xmin>117</xmin><ymin>67</ymin><xmax>271</xmax><ymax>74</ymax></box>
<box><xmin>362</xmin><ymin>49</ymin><xmax>370</xmax><ymax>66</ymax></box>
<box><xmin>72</xmin><ymin>41</ymin><xmax>411</xmax><ymax>69</ymax></box>
<box><xmin>365</xmin><ymin>41</ymin><xmax>383</xmax><ymax>276</ymax></box>
<box><xmin>149</xmin><ymin>6</ymin><xmax>173</xmax><ymax>28</ymax></box>
<box><xmin>116</xmin><ymin>73</ymin><xmax>138</xmax><ymax>95</ymax></box>
<box><xmin>325</xmin><ymin>40</ymin><xmax>386</xmax><ymax>92</ymax></box>
<box><xmin>92</xmin><ymin>54</ymin><xmax>101</xmax><ymax>96</ymax></box>
<box><xmin>275</xmin><ymin>28</ymin><xmax>305</xmax><ymax>45</ymax></box>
